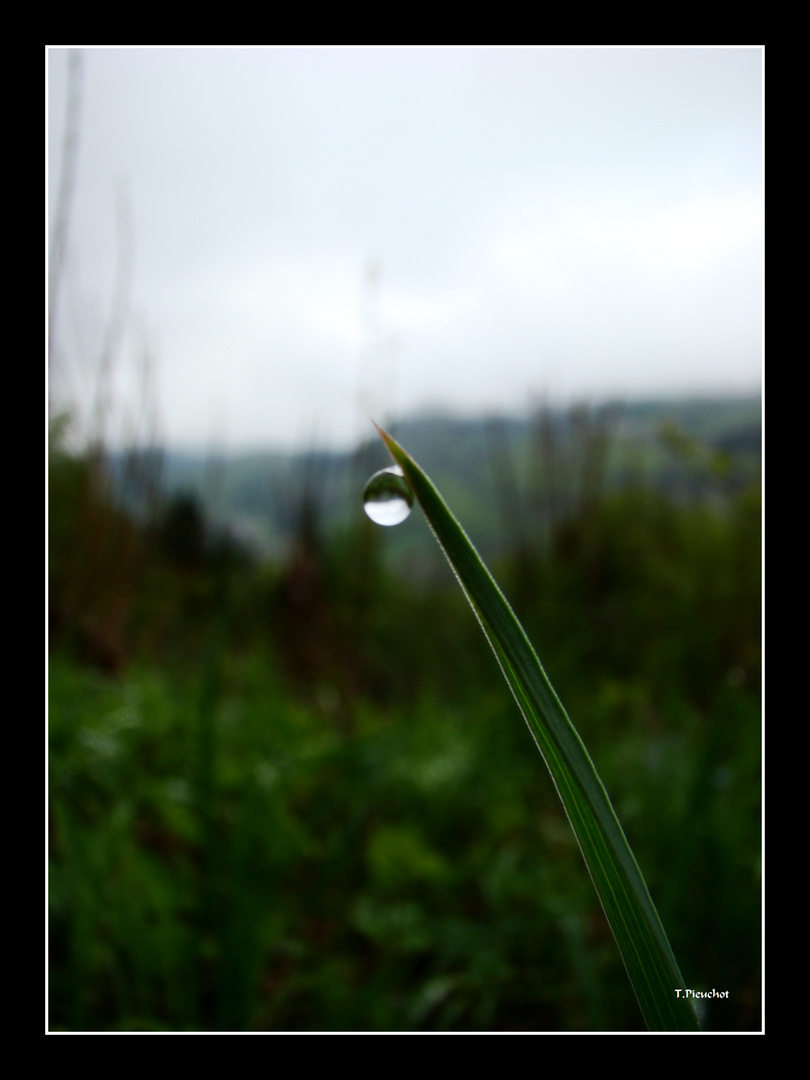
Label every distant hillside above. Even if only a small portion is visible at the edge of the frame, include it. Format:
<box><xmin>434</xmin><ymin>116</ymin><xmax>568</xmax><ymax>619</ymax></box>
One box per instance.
<box><xmin>113</xmin><ymin>395</ymin><xmax>761</xmax><ymax>572</ymax></box>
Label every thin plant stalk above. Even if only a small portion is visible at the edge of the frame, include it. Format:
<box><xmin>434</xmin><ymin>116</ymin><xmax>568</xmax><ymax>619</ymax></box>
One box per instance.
<box><xmin>373</xmin><ymin>422</ymin><xmax>699</xmax><ymax>1033</ymax></box>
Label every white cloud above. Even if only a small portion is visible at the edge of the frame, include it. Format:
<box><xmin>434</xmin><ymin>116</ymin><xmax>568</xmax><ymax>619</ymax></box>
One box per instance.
<box><xmin>48</xmin><ymin>47</ymin><xmax>763</xmax><ymax>451</ymax></box>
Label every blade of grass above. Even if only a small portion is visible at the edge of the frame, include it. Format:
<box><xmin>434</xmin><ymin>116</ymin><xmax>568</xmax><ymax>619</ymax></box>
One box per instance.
<box><xmin>373</xmin><ymin>421</ymin><xmax>699</xmax><ymax>1032</ymax></box>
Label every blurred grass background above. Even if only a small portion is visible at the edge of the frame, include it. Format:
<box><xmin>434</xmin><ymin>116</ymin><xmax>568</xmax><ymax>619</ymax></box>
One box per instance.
<box><xmin>47</xmin><ymin>403</ymin><xmax>761</xmax><ymax>1031</ymax></box>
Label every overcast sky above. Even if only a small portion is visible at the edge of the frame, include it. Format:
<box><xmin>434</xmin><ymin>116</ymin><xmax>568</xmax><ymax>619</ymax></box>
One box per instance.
<box><xmin>47</xmin><ymin>46</ymin><xmax>763</xmax><ymax>453</ymax></box>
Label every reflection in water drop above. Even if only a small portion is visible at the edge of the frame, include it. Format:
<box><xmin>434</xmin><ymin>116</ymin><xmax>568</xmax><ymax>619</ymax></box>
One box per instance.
<box><xmin>363</xmin><ymin>465</ymin><xmax>414</xmax><ymax>526</ymax></box>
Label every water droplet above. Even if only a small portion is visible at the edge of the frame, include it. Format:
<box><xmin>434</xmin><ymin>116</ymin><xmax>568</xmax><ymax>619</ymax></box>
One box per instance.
<box><xmin>363</xmin><ymin>465</ymin><xmax>413</xmax><ymax>526</ymax></box>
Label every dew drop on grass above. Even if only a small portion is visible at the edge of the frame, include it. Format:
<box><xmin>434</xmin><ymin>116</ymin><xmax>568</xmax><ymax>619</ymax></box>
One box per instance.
<box><xmin>363</xmin><ymin>465</ymin><xmax>413</xmax><ymax>526</ymax></box>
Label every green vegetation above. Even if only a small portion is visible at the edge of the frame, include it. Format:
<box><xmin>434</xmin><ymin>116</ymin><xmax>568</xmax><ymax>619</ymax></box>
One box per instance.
<box><xmin>375</xmin><ymin>423</ymin><xmax>699</xmax><ymax>1030</ymax></box>
<box><xmin>150</xmin><ymin>396</ymin><xmax>761</xmax><ymax>570</ymax></box>
<box><xmin>48</xmin><ymin>402</ymin><xmax>761</xmax><ymax>1031</ymax></box>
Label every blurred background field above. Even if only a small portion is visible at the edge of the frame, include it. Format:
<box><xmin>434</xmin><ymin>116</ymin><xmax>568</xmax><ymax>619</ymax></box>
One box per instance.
<box><xmin>47</xmin><ymin>48</ymin><xmax>762</xmax><ymax>1032</ymax></box>
<box><xmin>48</xmin><ymin>399</ymin><xmax>761</xmax><ymax>1031</ymax></box>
